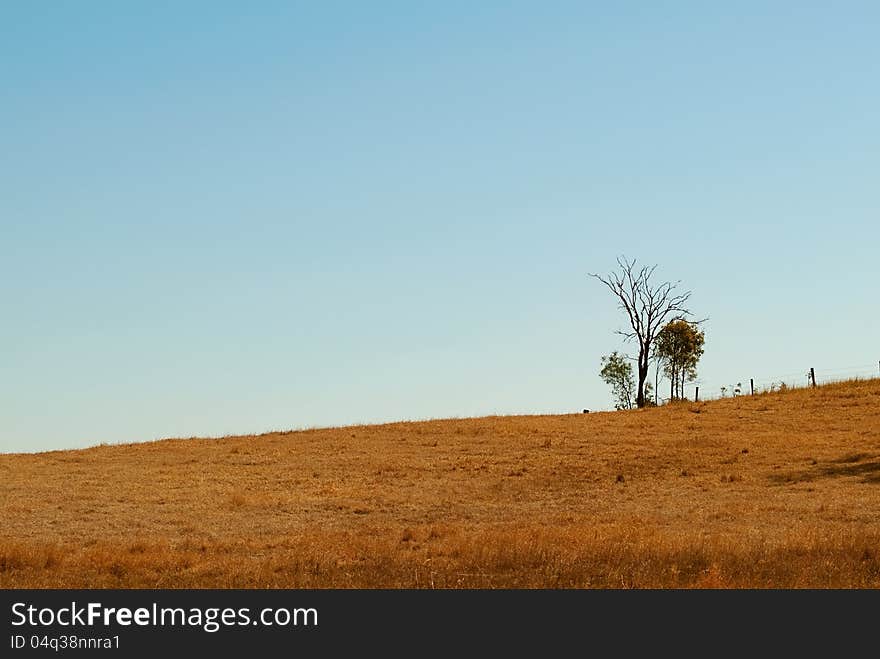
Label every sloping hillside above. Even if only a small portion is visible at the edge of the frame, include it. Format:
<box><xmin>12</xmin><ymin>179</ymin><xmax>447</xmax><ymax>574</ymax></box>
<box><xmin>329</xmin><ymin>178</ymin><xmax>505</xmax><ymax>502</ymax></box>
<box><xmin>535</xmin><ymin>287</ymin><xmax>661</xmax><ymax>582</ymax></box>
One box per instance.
<box><xmin>2</xmin><ymin>379</ymin><xmax>880</xmax><ymax>588</ymax></box>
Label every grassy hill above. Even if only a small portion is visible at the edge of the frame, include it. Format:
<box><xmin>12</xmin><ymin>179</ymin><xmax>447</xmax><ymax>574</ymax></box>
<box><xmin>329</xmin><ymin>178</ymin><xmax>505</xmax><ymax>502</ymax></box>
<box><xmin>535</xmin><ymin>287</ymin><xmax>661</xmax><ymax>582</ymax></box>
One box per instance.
<box><xmin>3</xmin><ymin>379</ymin><xmax>880</xmax><ymax>588</ymax></box>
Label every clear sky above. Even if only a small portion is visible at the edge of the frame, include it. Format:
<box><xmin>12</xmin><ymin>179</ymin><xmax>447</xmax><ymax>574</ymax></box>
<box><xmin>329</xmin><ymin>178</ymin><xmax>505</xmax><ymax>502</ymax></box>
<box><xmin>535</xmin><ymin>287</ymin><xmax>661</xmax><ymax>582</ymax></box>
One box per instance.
<box><xmin>3</xmin><ymin>2</ymin><xmax>878</xmax><ymax>453</ymax></box>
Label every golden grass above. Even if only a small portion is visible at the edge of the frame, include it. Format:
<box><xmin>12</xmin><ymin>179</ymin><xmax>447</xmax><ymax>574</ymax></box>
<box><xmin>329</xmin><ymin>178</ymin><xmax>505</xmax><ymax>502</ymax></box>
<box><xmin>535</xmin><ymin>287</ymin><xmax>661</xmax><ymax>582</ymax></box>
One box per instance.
<box><xmin>2</xmin><ymin>379</ymin><xmax>880</xmax><ymax>588</ymax></box>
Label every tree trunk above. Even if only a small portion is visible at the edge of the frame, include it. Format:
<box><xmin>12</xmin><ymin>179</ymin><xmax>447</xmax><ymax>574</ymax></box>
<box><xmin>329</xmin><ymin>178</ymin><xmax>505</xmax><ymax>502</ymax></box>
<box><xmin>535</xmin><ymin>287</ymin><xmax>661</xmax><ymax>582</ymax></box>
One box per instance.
<box><xmin>654</xmin><ymin>362</ymin><xmax>659</xmax><ymax>406</ymax></box>
<box><xmin>636</xmin><ymin>342</ymin><xmax>649</xmax><ymax>408</ymax></box>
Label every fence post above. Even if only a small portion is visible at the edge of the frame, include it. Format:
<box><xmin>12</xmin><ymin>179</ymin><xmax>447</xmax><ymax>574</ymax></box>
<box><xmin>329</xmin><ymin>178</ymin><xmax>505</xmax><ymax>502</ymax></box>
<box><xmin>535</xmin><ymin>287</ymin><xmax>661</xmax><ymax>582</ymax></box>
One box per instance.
<box><xmin>810</xmin><ymin>367</ymin><xmax>816</xmax><ymax>387</ymax></box>
<box><xmin>750</xmin><ymin>378</ymin><xmax>754</xmax><ymax>395</ymax></box>
<box><xmin>695</xmin><ymin>386</ymin><xmax>699</xmax><ymax>402</ymax></box>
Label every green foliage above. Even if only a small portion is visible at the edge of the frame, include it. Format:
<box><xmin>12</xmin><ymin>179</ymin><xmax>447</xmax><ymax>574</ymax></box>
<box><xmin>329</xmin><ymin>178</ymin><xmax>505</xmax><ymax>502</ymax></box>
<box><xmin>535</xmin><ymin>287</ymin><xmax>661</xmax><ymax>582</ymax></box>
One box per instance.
<box><xmin>643</xmin><ymin>380</ymin><xmax>657</xmax><ymax>407</ymax></box>
<box><xmin>600</xmin><ymin>352</ymin><xmax>636</xmax><ymax>410</ymax></box>
<box><xmin>654</xmin><ymin>320</ymin><xmax>705</xmax><ymax>400</ymax></box>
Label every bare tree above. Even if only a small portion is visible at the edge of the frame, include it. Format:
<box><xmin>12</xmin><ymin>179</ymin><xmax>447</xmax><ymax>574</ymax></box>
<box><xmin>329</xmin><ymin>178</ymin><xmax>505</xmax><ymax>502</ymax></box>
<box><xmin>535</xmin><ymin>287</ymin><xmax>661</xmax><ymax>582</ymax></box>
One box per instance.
<box><xmin>590</xmin><ymin>257</ymin><xmax>695</xmax><ymax>408</ymax></box>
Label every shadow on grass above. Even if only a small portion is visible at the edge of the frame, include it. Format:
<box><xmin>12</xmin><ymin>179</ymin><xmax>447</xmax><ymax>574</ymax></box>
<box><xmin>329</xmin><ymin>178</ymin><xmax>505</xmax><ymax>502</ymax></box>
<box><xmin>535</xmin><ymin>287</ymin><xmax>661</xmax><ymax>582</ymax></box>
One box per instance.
<box><xmin>769</xmin><ymin>453</ymin><xmax>880</xmax><ymax>485</ymax></box>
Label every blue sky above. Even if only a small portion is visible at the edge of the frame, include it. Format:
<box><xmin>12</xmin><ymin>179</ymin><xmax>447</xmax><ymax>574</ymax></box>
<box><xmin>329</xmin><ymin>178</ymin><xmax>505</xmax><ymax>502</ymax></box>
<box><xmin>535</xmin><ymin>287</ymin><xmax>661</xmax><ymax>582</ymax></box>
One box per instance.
<box><xmin>3</xmin><ymin>2</ymin><xmax>878</xmax><ymax>453</ymax></box>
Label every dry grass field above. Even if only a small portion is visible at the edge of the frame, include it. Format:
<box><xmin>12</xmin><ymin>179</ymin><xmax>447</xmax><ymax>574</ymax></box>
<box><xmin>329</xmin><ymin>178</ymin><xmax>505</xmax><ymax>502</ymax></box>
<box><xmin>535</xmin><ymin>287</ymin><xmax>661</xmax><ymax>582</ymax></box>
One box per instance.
<box><xmin>2</xmin><ymin>379</ymin><xmax>880</xmax><ymax>588</ymax></box>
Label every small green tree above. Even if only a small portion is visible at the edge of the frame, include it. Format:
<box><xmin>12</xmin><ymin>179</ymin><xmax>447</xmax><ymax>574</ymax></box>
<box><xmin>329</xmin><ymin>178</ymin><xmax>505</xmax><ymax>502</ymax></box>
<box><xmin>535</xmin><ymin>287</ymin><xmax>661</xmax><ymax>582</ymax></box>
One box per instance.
<box><xmin>643</xmin><ymin>379</ymin><xmax>656</xmax><ymax>406</ymax></box>
<box><xmin>600</xmin><ymin>351</ymin><xmax>636</xmax><ymax>410</ymax></box>
<box><xmin>655</xmin><ymin>319</ymin><xmax>705</xmax><ymax>400</ymax></box>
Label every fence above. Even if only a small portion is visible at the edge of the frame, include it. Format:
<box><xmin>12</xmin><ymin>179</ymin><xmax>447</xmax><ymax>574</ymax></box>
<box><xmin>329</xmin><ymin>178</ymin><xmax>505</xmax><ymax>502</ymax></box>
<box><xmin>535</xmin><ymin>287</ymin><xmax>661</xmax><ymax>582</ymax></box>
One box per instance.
<box><xmin>656</xmin><ymin>361</ymin><xmax>880</xmax><ymax>404</ymax></box>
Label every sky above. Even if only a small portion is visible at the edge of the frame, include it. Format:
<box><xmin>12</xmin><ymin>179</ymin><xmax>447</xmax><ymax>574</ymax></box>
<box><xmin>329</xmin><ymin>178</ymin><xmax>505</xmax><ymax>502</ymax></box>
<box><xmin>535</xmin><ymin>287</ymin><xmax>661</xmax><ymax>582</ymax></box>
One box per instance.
<box><xmin>2</xmin><ymin>2</ymin><xmax>878</xmax><ymax>453</ymax></box>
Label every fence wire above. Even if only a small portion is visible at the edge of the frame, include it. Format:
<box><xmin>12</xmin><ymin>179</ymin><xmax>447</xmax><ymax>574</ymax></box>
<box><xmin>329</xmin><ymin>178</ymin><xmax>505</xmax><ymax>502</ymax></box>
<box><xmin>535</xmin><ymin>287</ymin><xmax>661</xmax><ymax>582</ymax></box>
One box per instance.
<box><xmin>666</xmin><ymin>362</ymin><xmax>880</xmax><ymax>403</ymax></box>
